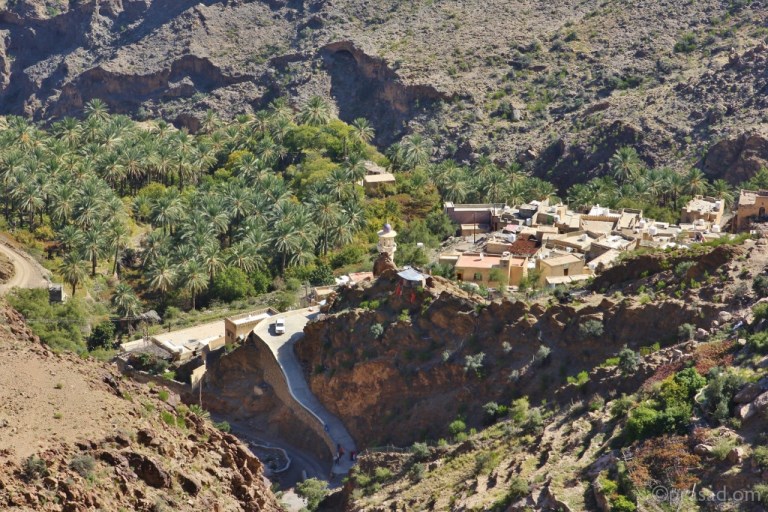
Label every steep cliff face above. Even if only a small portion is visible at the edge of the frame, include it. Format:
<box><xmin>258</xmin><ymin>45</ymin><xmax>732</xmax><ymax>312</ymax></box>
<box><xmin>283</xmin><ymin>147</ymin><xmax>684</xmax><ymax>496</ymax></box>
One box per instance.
<box><xmin>0</xmin><ymin>302</ymin><xmax>281</xmax><ymax>511</ymax></box>
<box><xmin>321</xmin><ymin>41</ymin><xmax>451</xmax><ymax>145</ymax></box>
<box><xmin>294</xmin><ymin>251</ymin><xmax>740</xmax><ymax>446</ymax></box>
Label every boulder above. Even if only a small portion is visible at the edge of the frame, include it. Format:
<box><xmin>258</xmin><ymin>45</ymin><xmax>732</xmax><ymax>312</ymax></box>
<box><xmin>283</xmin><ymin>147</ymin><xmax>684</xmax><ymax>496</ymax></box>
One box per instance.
<box><xmin>719</xmin><ymin>311</ymin><xmax>733</xmax><ymax>323</ymax></box>
<box><xmin>125</xmin><ymin>452</ymin><xmax>171</xmax><ymax>489</ymax></box>
<box><xmin>694</xmin><ymin>444</ymin><xmax>714</xmax><ymax>456</ymax></box>
<box><xmin>727</xmin><ymin>447</ymin><xmax>745</xmax><ymax>465</ymax></box>
<box><xmin>177</xmin><ymin>473</ymin><xmax>201</xmax><ymax>496</ymax></box>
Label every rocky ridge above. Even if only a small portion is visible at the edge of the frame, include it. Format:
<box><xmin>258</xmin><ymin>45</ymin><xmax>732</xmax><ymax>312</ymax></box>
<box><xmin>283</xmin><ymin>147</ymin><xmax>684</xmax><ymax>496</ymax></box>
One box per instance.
<box><xmin>294</xmin><ymin>243</ymin><xmax>748</xmax><ymax>447</ymax></box>
<box><xmin>0</xmin><ymin>301</ymin><xmax>281</xmax><ymax>511</ymax></box>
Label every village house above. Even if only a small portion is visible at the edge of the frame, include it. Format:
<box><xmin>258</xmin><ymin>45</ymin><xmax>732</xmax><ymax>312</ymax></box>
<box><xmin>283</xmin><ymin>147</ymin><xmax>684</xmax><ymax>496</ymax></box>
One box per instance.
<box><xmin>224</xmin><ymin>308</ymin><xmax>276</xmax><ymax>346</ymax></box>
<box><xmin>681</xmin><ymin>195</ymin><xmax>725</xmax><ymax>227</ymax></box>
<box><xmin>536</xmin><ymin>252</ymin><xmax>590</xmax><ymax>286</ymax></box>
<box><xmin>454</xmin><ymin>252</ymin><xmax>528</xmax><ymax>287</ymax></box>
<box><xmin>443</xmin><ymin>202</ymin><xmax>507</xmax><ymax>235</ymax></box>
<box><xmin>734</xmin><ymin>190</ymin><xmax>768</xmax><ymax>232</ymax></box>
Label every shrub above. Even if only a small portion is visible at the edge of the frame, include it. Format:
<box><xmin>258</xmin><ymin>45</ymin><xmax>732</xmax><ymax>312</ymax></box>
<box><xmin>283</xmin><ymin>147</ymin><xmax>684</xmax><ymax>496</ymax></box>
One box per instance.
<box><xmin>483</xmin><ymin>401</ymin><xmax>509</xmax><ymax>423</ymax></box>
<box><xmin>87</xmin><ymin>321</ymin><xmax>116</xmax><ymax>351</ymax></box>
<box><xmin>700</xmin><ymin>367</ymin><xmax>747</xmax><ymax>424</ymax></box>
<box><xmin>710</xmin><ymin>437</ymin><xmax>738</xmax><ymax>461</ymax></box>
<box><xmin>754</xmin><ymin>275</ymin><xmax>768</xmax><ymax>298</ymax></box>
<box><xmin>753</xmin><ymin>446</ymin><xmax>768</xmax><ymax>470</ymax></box>
<box><xmin>373</xmin><ymin>467</ymin><xmax>393</xmax><ymax>481</ymax></box>
<box><xmin>295</xmin><ymin>477</ymin><xmax>328</xmax><ymax>511</ymax></box>
<box><xmin>509</xmin><ymin>397</ymin><xmax>530</xmax><ymax>424</ymax></box>
<box><xmin>753</xmin><ymin>302</ymin><xmax>768</xmax><ymax>324</ymax></box>
<box><xmin>610</xmin><ymin>394</ymin><xmax>634</xmax><ymax>419</ymax></box>
<box><xmin>567</xmin><ymin>371</ymin><xmax>589</xmax><ymax>387</ymax></box>
<box><xmin>211</xmin><ymin>267</ymin><xmax>255</xmax><ymax>302</ymax></box>
<box><xmin>610</xmin><ymin>495</ymin><xmax>636</xmax><ymax>512</ymax></box>
<box><xmin>589</xmin><ymin>396</ymin><xmax>605</xmax><ymax>412</ymax></box>
<box><xmin>69</xmin><ymin>455</ymin><xmax>95</xmax><ymax>479</ymax></box>
<box><xmin>754</xmin><ymin>484</ymin><xmax>768</xmax><ymax>507</ymax></box>
<box><xmin>448</xmin><ymin>419</ymin><xmax>467</xmax><ymax>437</ymax></box>
<box><xmin>674</xmin><ymin>32</ymin><xmax>697</xmax><ymax>53</ymax></box>
<box><xmin>464</xmin><ymin>352</ymin><xmax>486</xmax><ymax>376</ymax></box>
<box><xmin>534</xmin><ymin>345</ymin><xmax>551</xmax><ymax>363</ymax></box>
<box><xmin>618</xmin><ymin>347</ymin><xmax>641</xmax><ymax>375</ymax></box>
<box><xmin>507</xmin><ymin>477</ymin><xmax>530</xmax><ymax>501</ymax></box>
<box><xmin>579</xmin><ymin>319</ymin><xmax>604</xmax><ymax>338</ymax></box>
<box><xmin>474</xmin><ymin>451</ymin><xmax>501</xmax><ymax>474</ymax></box>
<box><xmin>748</xmin><ymin>331</ymin><xmax>768</xmax><ymax>354</ymax></box>
<box><xmin>215</xmin><ymin>421</ymin><xmax>231</xmax><ymax>433</ymax></box>
<box><xmin>398</xmin><ymin>309</ymin><xmax>410</xmax><ymax>322</ymax></box>
<box><xmin>410</xmin><ymin>442</ymin><xmax>430</xmax><ymax>461</ymax></box>
<box><xmin>158</xmin><ymin>389</ymin><xmax>170</xmax><ymax>402</ymax></box>
<box><xmin>409</xmin><ymin>462</ymin><xmax>425</xmax><ymax>481</ymax></box>
<box><xmin>678</xmin><ymin>323</ymin><xmax>695</xmax><ymax>341</ymax></box>
<box><xmin>22</xmin><ymin>455</ymin><xmax>48</xmax><ymax>481</ymax></box>
<box><xmin>674</xmin><ymin>260</ymin><xmax>695</xmax><ymax>278</ymax></box>
<box><xmin>370</xmin><ymin>323</ymin><xmax>384</xmax><ymax>338</ymax></box>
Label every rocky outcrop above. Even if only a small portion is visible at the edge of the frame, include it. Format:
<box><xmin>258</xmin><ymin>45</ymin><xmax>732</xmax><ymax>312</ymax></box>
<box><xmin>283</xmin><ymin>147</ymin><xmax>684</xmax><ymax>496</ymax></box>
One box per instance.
<box><xmin>702</xmin><ymin>132</ymin><xmax>768</xmax><ymax>185</ymax></box>
<box><xmin>294</xmin><ymin>271</ymin><xmax>715</xmax><ymax>446</ymax></box>
<box><xmin>321</xmin><ymin>41</ymin><xmax>452</xmax><ymax>145</ymax></box>
<box><xmin>372</xmin><ymin>252</ymin><xmax>396</xmax><ymax>277</ymax></box>
<box><xmin>0</xmin><ymin>251</ymin><xmax>13</xmax><ymax>284</ymax></box>
<box><xmin>0</xmin><ymin>300</ymin><xmax>281</xmax><ymax>511</ymax></box>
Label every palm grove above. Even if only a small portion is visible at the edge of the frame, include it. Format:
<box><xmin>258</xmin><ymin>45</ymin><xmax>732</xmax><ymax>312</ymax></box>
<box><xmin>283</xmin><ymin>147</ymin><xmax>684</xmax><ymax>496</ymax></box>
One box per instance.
<box><xmin>0</xmin><ymin>97</ymin><xmax>744</xmax><ymax>344</ymax></box>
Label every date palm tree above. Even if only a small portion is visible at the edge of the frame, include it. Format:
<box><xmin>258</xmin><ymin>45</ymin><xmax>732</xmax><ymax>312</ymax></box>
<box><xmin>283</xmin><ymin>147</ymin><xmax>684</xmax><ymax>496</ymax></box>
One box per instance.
<box><xmin>610</xmin><ymin>146</ymin><xmax>642</xmax><ymax>184</ymax></box>
<box><xmin>111</xmin><ymin>282</ymin><xmax>142</xmax><ymax>319</ymax></box>
<box><xmin>351</xmin><ymin>118</ymin><xmax>375</xmax><ymax>145</ymax></box>
<box><xmin>180</xmin><ymin>259</ymin><xmax>208</xmax><ymax>310</ymax></box>
<box><xmin>59</xmin><ymin>252</ymin><xmax>88</xmax><ymax>296</ymax></box>
<box><xmin>146</xmin><ymin>255</ymin><xmax>176</xmax><ymax>299</ymax></box>
<box><xmin>299</xmin><ymin>96</ymin><xmax>332</xmax><ymax>127</ymax></box>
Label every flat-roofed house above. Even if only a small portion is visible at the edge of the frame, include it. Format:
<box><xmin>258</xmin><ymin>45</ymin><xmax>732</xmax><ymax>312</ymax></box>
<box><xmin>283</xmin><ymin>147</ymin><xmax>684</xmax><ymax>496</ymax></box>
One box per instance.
<box><xmin>455</xmin><ymin>252</ymin><xmax>528</xmax><ymax>286</ymax></box>
<box><xmin>536</xmin><ymin>253</ymin><xmax>589</xmax><ymax>286</ymax></box>
<box><xmin>734</xmin><ymin>190</ymin><xmax>768</xmax><ymax>231</ymax></box>
<box><xmin>444</xmin><ymin>202</ymin><xmax>507</xmax><ymax>233</ymax></box>
<box><xmin>681</xmin><ymin>195</ymin><xmax>725</xmax><ymax>226</ymax></box>
<box><xmin>362</xmin><ymin>173</ymin><xmax>396</xmax><ymax>192</ymax></box>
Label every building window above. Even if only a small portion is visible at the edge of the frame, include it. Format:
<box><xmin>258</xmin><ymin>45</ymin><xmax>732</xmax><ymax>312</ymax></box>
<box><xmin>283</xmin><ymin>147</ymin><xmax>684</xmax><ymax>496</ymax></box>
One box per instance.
<box><xmin>473</xmin><ymin>273</ymin><xmax>483</xmax><ymax>281</ymax></box>
<box><xmin>563</xmin><ymin>268</ymin><xmax>569</xmax><ymax>276</ymax></box>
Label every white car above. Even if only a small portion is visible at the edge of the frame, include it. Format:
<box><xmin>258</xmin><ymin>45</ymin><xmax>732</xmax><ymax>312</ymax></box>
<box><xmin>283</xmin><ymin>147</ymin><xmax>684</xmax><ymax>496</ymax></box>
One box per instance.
<box><xmin>274</xmin><ymin>318</ymin><xmax>286</xmax><ymax>335</ymax></box>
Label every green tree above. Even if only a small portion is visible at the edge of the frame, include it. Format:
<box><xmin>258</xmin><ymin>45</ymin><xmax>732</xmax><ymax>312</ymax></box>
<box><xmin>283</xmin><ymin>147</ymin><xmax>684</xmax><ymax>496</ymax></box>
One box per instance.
<box><xmin>295</xmin><ymin>478</ymin><xmax>329</xmax><ymax>511</ymax></box>
<box><xmin>211</xmin><ymin>267</ymin><xmax>255</xmax><ymax>302</ymax></box>
<box><xmin>59</xmin><ymin>253</ymin><xmax>88</xmax><ymax>295</ymax></box>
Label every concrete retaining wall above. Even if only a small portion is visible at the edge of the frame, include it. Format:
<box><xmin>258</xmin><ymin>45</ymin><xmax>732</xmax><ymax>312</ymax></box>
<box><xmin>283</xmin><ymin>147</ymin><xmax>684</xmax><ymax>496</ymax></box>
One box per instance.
<box><xmin>249</xmin><ymin>334</ymin><xmax>336</xmax><ymax>466</ymax></box>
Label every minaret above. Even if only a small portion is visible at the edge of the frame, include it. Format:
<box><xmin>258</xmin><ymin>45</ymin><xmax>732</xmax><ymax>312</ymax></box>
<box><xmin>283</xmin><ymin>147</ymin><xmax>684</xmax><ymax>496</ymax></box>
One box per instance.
<box><xmin>377</xmin><ymin>223</ymin><xmax>398</xmax><ymax>261</ymax></box>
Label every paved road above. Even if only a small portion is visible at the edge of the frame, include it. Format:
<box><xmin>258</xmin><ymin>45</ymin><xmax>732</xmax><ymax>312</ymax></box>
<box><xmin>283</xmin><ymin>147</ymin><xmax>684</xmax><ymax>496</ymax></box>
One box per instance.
<box><xmin>0</xmin><ymin>236</ymin><xmax>50</xmax><ymax>295</ymax></box>
<box><xmin>253</xmin><ymin>308</ymin><xmax>358</xmax><ymax>480</ymax></box>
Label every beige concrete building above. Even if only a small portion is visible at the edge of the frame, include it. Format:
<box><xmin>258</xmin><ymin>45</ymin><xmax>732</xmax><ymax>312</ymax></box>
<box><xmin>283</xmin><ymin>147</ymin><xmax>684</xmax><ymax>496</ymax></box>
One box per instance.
<box><xmin>735</xmin><ymin>190</ymin><xmax>768</xmax><ymax>231</ymax></box>
<box><xmin>536</xmin><ymin>253</ymin><xmax>588</xmax><ymax>285</ymax></box>
<box><xmin>455</xmin><ymin>252</ymin><xmax>528</xmax><ymax>286</ymax></box>
<box><xmin>224</xmin><ymin>308</ymin><xmax>277</xmax><ymax>346</ymax></box>
<box><xmin>681</xmin><ymin>195</ymin><xmax>725</xmax><ymax>226</ymax></box>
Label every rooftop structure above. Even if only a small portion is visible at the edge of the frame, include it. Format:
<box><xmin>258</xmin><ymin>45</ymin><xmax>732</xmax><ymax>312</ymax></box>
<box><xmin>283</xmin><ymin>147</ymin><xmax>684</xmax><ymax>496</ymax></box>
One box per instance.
<box><xmin>681</xmin><ymin>195</ymin><xmax>724</xmax><ymax>226</ymax></box>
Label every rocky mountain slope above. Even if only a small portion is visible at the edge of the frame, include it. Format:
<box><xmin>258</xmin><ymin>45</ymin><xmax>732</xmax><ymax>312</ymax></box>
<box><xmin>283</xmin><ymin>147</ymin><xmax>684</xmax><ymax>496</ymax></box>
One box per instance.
<box><xmin>305</xmin><ymin>236</ymin><xmax>768</xmax><ymax>511</ymax></box>
<box><xmin>294</xmin><ymin>243</ymin><xmax>741</xmax><ymax>447</ymax></box>
<box><xmin>2</xmin><ymin>0</ymin><xmax>768</xmax><ymax>182</ymax></box>
<box><xmin>0</xmin><ymin>302</ymin><xmax>281</xmax><ymax>511</ymax></box>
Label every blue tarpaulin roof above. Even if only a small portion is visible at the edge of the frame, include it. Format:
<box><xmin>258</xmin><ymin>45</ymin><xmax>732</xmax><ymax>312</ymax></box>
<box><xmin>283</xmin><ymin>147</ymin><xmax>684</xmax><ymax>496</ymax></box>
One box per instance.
<box><xmin>397</xmin><ymin>267</ymin><xmax>424</xmax><ymax>282</ymax></box>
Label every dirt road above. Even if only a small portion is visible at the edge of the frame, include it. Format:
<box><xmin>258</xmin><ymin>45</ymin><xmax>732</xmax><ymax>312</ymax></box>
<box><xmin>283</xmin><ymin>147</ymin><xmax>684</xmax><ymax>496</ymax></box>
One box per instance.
<box><xmin>0</xmin><ymin>237</ymin><xmax>50</xmax><ymax>295</ymax></box>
